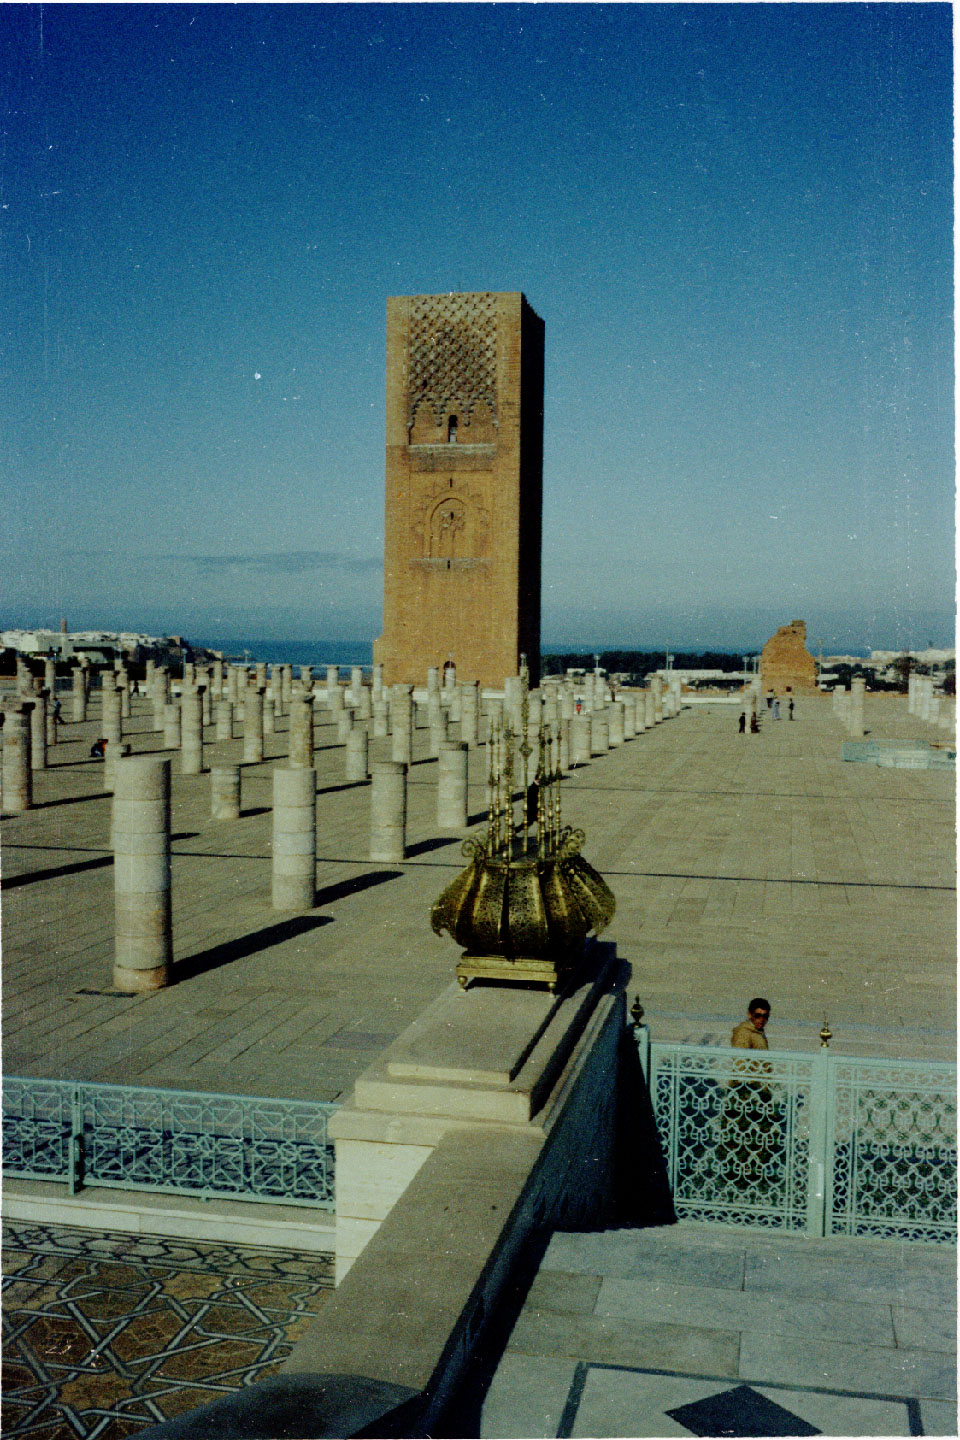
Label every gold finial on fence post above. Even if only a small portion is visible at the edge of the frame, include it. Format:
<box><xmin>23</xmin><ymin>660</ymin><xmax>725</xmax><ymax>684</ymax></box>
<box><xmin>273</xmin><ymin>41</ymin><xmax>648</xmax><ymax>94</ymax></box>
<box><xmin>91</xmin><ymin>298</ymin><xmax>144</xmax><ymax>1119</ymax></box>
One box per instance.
<box><xmin>819</xmin><ymin>1018</ymin><xmax>833</xmax><ymax>1049</ymax></box>
<box><xmin>631</xmin><ymin>996</ymin><xmax>645</xmax><ymax>1030</ymax></box>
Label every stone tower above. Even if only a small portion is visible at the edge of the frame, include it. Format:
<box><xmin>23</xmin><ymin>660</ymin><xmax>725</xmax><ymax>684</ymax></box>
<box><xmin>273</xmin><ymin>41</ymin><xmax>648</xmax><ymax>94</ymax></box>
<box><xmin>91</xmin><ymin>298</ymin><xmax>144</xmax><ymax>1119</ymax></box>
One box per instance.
<box><xmin>374</xmin><ymin>292</ymin><xmax>544</xmax><ymax>688</ymax></box>
<box><xmin>760</xmin><ymin>619</ymin><xmax>819</xmax><ymax>694</ymax></box>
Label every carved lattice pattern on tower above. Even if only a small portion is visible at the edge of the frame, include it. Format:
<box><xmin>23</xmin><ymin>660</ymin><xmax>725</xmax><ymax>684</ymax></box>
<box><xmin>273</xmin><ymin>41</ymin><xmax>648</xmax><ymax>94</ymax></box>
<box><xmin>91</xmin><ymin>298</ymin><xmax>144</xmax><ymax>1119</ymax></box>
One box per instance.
<box><xmin>408</xmin><ymin>292</ymin><xmax>498</xmax><ymax>430</ymax></box>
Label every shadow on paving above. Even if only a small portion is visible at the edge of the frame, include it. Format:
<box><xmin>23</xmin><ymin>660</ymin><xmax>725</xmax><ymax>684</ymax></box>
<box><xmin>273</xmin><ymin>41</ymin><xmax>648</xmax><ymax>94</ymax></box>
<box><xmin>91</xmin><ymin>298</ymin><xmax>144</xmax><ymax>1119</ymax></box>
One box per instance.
<box><xmin>405</xmin><ymin>835</ymin><xmax>460</xmax><ymax>858</ymax></box>
<box><xmin>173</xmin><ymin>914</ymin><xmax>332</xmax><ymax>982</ymax></box>
<box><xmin>315</xmin><ymin>868</ymin><xmax>403</xmax><ymax>907</ymax></box>
<box><xmin>1</xmin><ymin>853</ymin><xmax>114</xmax><ymax>889</ymax></box>
<box><xmin>31</xmin><ymin>791</ymin><xmax>109</xmax><ymax>810</ymax></box>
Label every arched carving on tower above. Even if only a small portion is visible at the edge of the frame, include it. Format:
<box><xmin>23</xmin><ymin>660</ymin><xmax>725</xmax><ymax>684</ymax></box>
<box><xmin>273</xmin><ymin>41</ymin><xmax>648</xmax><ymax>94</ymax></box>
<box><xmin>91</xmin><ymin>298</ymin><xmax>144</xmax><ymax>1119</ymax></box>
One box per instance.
<box><xmin>428</xmin><ymin>496</ymin><xmax>468</xmax><ymax>559</ymax></box>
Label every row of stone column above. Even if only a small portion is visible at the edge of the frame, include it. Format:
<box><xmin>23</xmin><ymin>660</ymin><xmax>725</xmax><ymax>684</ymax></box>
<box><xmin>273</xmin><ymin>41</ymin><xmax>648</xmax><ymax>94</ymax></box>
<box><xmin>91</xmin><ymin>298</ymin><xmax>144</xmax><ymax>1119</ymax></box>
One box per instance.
<box><xmin>107</xmin><ymin>750</ymin><xmax>416</xmax><ymax>990</ymax></box>
<box><xmin>908</xmin><ymin>674</ymin><xmax>954</xmax><ymax>730</ymax></box>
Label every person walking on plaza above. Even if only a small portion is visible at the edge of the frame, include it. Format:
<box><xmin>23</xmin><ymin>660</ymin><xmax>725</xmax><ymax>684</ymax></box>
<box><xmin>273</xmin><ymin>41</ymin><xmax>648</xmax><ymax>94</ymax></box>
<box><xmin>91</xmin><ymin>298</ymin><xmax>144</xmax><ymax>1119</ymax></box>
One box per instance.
<box><xmin>731</xmin><ymin>999</ymin><xmax>770</xmax><ymax>1049</ymax></box>
<box><xmin>738</xmin><ymin>710</ymin><xmax>746</xmax><ymax>734</ymax></box>
<box><xmin>788</xmin><ymin>697</ymin><xmax>794</xmax><ymax>721</ymax></box>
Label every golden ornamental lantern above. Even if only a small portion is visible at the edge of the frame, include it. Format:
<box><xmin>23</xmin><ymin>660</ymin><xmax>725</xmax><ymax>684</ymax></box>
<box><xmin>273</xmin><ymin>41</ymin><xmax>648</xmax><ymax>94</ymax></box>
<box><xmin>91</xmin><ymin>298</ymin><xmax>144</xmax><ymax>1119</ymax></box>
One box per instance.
<box><xmin>431</xmin><ymin>673</ymin><xmax>615</xmax><ymax>992</ymax></box>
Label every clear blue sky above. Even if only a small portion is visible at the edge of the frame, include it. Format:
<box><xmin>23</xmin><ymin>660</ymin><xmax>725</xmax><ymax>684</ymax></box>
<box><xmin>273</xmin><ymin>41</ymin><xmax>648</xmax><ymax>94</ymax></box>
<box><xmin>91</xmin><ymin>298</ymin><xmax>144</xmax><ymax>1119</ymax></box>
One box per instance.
<box><xmin>3</xmin><ymin>3</ymin><xmax>953</xmax><ymax>653</ymax></box>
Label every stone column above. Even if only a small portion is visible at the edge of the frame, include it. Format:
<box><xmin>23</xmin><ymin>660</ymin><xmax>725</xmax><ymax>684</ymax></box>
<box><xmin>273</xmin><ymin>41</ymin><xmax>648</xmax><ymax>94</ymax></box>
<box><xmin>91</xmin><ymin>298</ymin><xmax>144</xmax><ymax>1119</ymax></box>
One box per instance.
<box><xmin>848</xmin><ymin>678</ymin><xmax>866</xmax><ymax>738</ymax></box>
<box><xmin>337</xmin><ymin>707</ymin><xmax>354</xmax><ymax>745</ymax></box>
<box><xmin>263</xmin><ymin>694</ymin><xmax>276</xmax><ymax>735</ymax></box>
<box><xmin>72</xmin><ymin>666</ymin><xmax>88</xmax><ymax>722</ymax></box>
<box><xmin>44</xmin><ymin>656</ymin><xmax>56</xmax><ymax>694</ymax></box>
<box><xmin>289</xmin><ymin>693</ymin><xmax>315</xmax><ymax>769</ymax></box>
<box><xmin>348</xmin><ymin>666</ymin><xmax>363</xmax><ymax>704</ymax></box>
<box><xmin>558</xmin><ymin>716</ymin><xmax>571</xmax><ymax>772</ymax></box>
<box><xmin>621</xmin><ymin>695</ymin><xmax>636</xmax><ymax>739</ymax></box>
<box><xmin>272</xmin><ymin>767</ymin><xmax>316</xmax><ymax>909</ymax></box>
<box><xmin>280</xmin><ymin>664</ymin><xmax>293</xmax><ymax>707</ymax></box>
<box><xmin>635</xmin><ymin>693</ymin><xmax>647</xmax><ymax>734</ymax></box>
<box><xmin>427</xmin><ymin>667</ymin><xmax>440</xmax><ymax>699</ymax></box>
<box><xmin>504</xmin><ymin>675</ymin><xmax>523</xmax><ymax>729</ymax></box>
<box><xmin>44</xmin><ymin>688</ymin><xmax>57</xmax><ymax>747</ymax></box>
<box><xmin>437</xmin><ymin>741</ymin><xmax>469</xmax><ymax>829</ymax></box>
<box><xmin>300</xmin><ymin>665</ymin><xmax>313</xmax><ymax>691</ymax></box>
<box><xmin>112</xmin><ymin>756</ymin><xmax>172</xmax><ymax>992</ymax></box>
<box><xmin>105</xmin><ymin>740</ymin><xmax>131</xmax><ymax>792</ymax></box>
<box><xmin>571</xmin><ymin>714</ymin><xmax>592</xmax><ymax>766</ymax></box>
<box><xmin>592</xmin><ymin>713</ymin><xmax>610</xmax><ymax>754</ymax></box>
<box><xmin>345</xmin><ymin>726</ymin><xmax>369</xmax><ymax>783</ymax></box>
<box><xmin>102</xmin><ymin>683</ymin><xmax>123</xmax><ymax>752</ymax></box>
<box><xmin>373</xmin><ymin>699</ymin><xmax>389</xmax><ymax>738</ymax></box>
<box><xmin>163</xmin><ymin>702</ymin><xmax>181</xmax><ymax>750</ymax></box>
<box><xmin>30</xmin><ymin>692</ymin><xmax>47</xmax><ymax>770</ymax></box>
<box><xmin>609</xmin><ymin>702</ymin><xmax>625</xmax><ymax>747</ymax></box>
<box><xmin>216</xmin><ymin>700</ymin><xmax>234</xmax><ymax>741</ymax></box>
<box><xmin>119</xmin><ymin>674</ymin><xmax>131</xmax><ymax>720</ymax></box>
<box><xmin>243</xmin><ymin>690</ymin><xmax>264</xmax><ymax>763</ymax></box>
<box><xmin>2</xmin><ymin>703</ymin><xmax>33</xmax><ymax>811</ymax></box>
<box><xmin>391</xmin><ymin>685</ymin><xmax>414</xmax><ymax>765</ymax></box>
<box><xmin>152</xmin><ymin>672</ymin><xmax>169</xmax><ymax>731</ymax></box>
<box><xmin>180</xmin><ymin>688</ymin><xmax>204</xmax><ymax>774</ymax></box>
<box><xmin>326</xmin><ymin>664</ymin><xmax>340</xmax><ymax>697</ymax></box>
<box><xmin>372</xmin><ymin>664</ymin><xmax>384</xmax><ymax>700</ymax></box>
<box><xmin>227</xmin><ymin>666</ymin><xmax>240</xmax><ymax>706</ymax></box>
<box><xmin>928</xmin><ymin>695</ymin><xmax>941</xmax><ymax>725</ymax></box>
<box><xmin>370</xmin><ymin>761</ymin><xmax>407</xmax><ymax>861</ymax></box>
<box><xmin>255</xmin><ymin>661</ymin><xmax>267</xmax><ymax>691</ymax></box>
<box><xmin>211</xmin><ymin>660</ymin><xmax>224</xmax><ymax>698</ymax></box>
<box><xmin>357</xmin><ymin>686</ymin><xmax>372</xmax><ymax>720</ymax></box>
<box><xmin>429</xmin><ymin>711</ymin><xmax>447</xmax><ymax>758</ymax></box>
<box><xmin>645</xmin><ymin>689</ymin><xmax>657</xmax><ymax>727</ymax></box>
<box><xmin>211</xmin><ymin>764</ymin><xmax>241</xmax><ymax>820</ymax></box>
<box><xmin>327</xmin><ymin>681</ymin><xmax>345</xmax><ymax>716</ymax></box>
<box><xmin>460</xmin><ymin>682</ymin><xmax>480</xmax><ymax>746</ymax></box>
<box><xmin>200</xmin><ymin>683</ymin><xmax>212</xmax><ymax>729</ymax></box>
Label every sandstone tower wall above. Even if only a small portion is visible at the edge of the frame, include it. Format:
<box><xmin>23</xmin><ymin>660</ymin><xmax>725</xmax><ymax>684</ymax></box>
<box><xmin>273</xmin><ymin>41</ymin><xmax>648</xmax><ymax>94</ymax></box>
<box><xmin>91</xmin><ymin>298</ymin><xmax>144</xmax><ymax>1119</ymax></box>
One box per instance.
<box><xmin>760</xmin><ymin>619</ymin><xmax>819</xmax><ymax>694</ymax></box>
<box><xmin>374</xmin><ymin>292</ymin><xmax>544</xmax><ymax>687</ymax></box>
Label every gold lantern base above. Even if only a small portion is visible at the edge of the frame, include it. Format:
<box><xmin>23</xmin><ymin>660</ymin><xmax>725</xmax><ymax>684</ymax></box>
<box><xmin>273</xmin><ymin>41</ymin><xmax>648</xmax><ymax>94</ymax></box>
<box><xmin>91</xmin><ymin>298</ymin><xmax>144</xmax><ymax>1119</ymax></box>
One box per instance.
<box><xmin>455</xmin><ymin>949</ymin><xmax>584</xmax><ymax>994</ymax></box>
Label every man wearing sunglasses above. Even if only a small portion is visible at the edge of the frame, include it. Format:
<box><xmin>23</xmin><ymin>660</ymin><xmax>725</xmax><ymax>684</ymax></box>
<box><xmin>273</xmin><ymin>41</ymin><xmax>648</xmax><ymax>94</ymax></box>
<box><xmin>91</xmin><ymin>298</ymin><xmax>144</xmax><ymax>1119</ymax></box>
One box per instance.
<box><xmin>731</xmin><ymin>999</ymin><xmax>771</xmax><ymax>1050</ymax></box>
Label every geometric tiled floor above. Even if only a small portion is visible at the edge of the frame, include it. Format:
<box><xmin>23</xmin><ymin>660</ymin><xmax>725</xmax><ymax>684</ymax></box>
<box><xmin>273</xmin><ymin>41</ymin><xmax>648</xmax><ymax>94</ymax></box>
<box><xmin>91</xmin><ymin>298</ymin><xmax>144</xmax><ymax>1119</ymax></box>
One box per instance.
<box><xmin>1</xmin><ymin>1222</ymin><xmax>333</xmax><ymax>1439</ymax></box>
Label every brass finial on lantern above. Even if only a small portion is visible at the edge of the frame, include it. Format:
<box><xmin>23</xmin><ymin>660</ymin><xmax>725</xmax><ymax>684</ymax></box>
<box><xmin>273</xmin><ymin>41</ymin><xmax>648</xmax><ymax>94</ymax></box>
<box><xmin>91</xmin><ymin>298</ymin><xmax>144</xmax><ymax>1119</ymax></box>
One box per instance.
<box><xmin>431</xmin><ymin>670</ymin><xmax>615</xmax><ymax>993</ymax></box>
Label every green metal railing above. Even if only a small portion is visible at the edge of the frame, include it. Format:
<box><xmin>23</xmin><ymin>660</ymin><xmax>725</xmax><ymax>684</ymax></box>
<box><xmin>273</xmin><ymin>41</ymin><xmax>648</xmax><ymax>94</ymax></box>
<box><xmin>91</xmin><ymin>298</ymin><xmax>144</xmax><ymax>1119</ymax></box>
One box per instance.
<box><xmin>3</xmin><ymin>1077</ymin><xmax>338</xmax><ymax>1210</ymax></box>
<box><xmin>640</xmin><ymin>1035</ymin><xmax>956</xmax><ymax>1243</ymax></box>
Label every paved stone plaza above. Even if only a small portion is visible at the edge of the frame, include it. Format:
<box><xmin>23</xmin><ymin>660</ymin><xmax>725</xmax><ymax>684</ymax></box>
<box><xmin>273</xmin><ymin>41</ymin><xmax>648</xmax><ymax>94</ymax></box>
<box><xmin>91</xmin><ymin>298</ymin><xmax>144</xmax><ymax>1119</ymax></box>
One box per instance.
<box><xmin>480</xmin><ymin>1224</ymin><xmax>956</xmax><ymax>1437</ymax></box>
<box><xmin>1</xmin><ymin>683</ymin><xmax>955</xmax><ymax>1437</ymax></box>
<box><xmin>3</xmin><ymin>687</ymin><xmax>954</xmax><ymax>1102</ymax></box>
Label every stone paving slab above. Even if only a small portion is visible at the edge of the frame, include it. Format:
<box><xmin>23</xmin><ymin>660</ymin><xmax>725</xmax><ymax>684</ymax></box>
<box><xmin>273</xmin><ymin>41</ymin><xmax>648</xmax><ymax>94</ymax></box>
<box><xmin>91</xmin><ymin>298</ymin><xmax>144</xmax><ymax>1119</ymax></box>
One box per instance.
<box><xmin>483</xmin><ymin>1220</ymin><xmax>957</xmax><ymax>1436</ymax></box>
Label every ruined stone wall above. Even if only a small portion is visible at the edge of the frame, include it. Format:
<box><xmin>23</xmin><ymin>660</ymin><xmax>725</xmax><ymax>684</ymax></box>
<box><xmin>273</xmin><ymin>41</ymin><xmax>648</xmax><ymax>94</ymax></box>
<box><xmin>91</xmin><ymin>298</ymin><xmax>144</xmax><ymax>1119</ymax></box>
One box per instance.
<box><xmin>760</xmin><ymin>619</ymin><xmax>819</xmax><ymax>694</ymax></box>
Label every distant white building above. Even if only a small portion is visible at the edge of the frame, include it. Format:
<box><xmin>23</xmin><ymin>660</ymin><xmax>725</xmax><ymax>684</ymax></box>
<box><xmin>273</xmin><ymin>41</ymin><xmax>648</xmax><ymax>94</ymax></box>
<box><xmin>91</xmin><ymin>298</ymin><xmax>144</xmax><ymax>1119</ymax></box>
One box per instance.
<box><xmin>1</xmin><ymin>629</ymin><xmax>179</xmax><ymax>663</ymax></box>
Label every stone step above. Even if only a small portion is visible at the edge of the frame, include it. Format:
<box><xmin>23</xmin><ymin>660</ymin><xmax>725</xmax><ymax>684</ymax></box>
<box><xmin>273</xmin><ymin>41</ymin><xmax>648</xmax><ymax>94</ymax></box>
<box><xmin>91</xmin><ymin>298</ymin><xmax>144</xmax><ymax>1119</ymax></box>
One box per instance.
<box><xmin>540</xmin><ymin>1224</ymin><xmax>956</xmax><ymax>1307</ymax></box>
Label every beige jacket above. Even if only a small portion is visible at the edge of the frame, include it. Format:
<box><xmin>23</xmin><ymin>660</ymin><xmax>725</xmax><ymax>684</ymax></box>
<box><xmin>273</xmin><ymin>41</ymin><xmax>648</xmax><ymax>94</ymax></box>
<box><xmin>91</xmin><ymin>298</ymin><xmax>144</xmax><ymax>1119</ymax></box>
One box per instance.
<box><xmin>731</xmin><ymin>1020</ymin><xmax>769</xmax><ymax>1050</ymax></box>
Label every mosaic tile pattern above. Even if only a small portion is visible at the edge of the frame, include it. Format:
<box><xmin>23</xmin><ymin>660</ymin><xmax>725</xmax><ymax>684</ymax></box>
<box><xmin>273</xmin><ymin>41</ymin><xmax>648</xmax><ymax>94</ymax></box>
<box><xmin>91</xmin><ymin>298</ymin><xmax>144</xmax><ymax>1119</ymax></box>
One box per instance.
<box><xmin>1</xmin><ymin>1221</ymin><xmax>333</xmax><ymax>1439</ymax></box>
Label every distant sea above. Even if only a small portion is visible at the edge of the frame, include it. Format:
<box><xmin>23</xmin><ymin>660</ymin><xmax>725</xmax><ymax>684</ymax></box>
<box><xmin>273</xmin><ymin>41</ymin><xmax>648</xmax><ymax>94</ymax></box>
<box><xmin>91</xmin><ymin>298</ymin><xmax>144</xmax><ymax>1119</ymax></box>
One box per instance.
<box><xmin>194</xmin><ymin>638</ymin><xmax>373</xmax><ymax>669</ymax></box>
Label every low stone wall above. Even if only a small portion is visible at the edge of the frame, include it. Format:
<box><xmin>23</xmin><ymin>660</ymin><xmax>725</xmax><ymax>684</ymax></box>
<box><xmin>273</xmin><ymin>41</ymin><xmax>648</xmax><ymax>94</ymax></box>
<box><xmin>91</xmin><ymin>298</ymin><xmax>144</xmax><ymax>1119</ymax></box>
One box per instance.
<box><xmin>140</xmin><ymin>948</ymin><xmax>627</xmax><ymax>1438</ymax></box>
